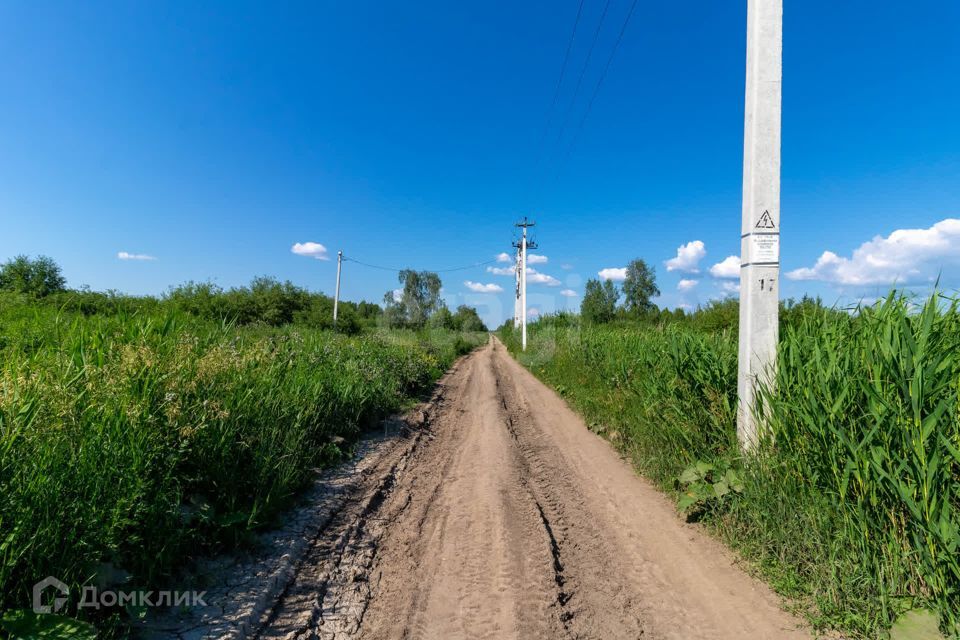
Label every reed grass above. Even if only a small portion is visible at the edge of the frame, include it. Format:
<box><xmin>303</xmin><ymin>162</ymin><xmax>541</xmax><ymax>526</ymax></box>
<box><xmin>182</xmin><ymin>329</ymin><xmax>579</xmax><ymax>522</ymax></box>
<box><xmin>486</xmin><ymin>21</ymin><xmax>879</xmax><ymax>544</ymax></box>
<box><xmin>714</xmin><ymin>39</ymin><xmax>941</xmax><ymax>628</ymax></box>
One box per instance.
<box><xmin>501</xmin><ymin>292</ymin><xmax>959</xmax><ymax>637</ymax></box>
<box><xmin>0</xmin><ymin>301</ymin><xmax>483</xmax><ymax>617</ymax></box>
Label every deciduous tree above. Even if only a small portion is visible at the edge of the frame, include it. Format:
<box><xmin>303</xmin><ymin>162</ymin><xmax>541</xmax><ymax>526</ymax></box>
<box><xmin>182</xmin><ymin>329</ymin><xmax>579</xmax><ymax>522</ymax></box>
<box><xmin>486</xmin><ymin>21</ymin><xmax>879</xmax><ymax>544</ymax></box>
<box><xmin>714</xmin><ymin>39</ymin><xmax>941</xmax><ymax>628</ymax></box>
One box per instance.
<box><xmin>581</xmin><ymin>278</ymin><xmax>619</xmax><ymax>324</ymax></box>
<box><xmin>0</xmin><ymin>255</ymin><xmax>66</xmax><ymax>297</ymax></box>
<box><xmin>622</xmin><ymin>259</ymin><xmax>660</xmax><ymax>315</ymax></box>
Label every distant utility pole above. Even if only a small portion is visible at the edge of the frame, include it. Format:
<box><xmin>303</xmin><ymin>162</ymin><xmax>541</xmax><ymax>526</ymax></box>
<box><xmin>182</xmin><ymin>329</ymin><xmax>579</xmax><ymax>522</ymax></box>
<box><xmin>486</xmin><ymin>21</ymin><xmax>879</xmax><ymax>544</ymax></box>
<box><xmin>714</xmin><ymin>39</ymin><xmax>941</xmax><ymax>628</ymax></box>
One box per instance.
<box><xmin>333</xmin><ymin>250</ymin><xmax>343</xmax><ymax>328</ymax></box>
<box><xmin>513</xmin><ymin>243</ymin><xmax>521</xmax><ymax>329</ymax></box>
<box><xmin>514</xmin><ymin>218</ymin><xmax>537</xmax><ymax>351</ymax></box>
<box><xmin>737</xmin><ymin>0</ymin><xmax>782</xmax><ymax>450</ymax></box>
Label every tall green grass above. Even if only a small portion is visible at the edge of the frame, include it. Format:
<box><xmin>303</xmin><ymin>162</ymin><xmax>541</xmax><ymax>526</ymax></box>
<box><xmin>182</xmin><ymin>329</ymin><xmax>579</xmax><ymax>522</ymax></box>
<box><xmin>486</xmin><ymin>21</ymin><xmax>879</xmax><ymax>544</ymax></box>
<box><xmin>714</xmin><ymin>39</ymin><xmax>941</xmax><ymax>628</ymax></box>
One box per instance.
<box><xmin>501</xmin><ymin>293</ymin><xmax>959</xmax><ymax>637</ymax></box>
<box><xmin>0</xmin><ymin>301</ymin><xmax>483</xmax><ymax>617</ymax></box>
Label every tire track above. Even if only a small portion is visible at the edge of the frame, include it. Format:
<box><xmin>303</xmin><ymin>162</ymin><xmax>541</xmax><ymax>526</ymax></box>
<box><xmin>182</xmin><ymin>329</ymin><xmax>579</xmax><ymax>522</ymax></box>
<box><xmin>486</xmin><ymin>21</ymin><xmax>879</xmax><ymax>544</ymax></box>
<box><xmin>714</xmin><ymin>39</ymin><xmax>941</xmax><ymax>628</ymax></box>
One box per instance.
<box><xmin>253</xmin><ymin>338</ymin><xmax>810</xmax><ymax>640</ymax></box>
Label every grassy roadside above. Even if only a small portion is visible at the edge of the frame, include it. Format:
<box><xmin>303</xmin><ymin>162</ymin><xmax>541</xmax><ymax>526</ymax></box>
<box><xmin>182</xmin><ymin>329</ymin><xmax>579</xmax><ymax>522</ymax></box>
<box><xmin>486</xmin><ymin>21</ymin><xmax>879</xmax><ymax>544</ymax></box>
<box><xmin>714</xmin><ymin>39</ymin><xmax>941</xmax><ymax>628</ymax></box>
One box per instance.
<box><xmin>500</xmin><ymin>293</ymin><xmax>959</xmax><ymax>638</ymax></box>
<box><xmin>0</xmin><ymin>299</ymin><xmax>484</xmax><ymax>630</ymax></box>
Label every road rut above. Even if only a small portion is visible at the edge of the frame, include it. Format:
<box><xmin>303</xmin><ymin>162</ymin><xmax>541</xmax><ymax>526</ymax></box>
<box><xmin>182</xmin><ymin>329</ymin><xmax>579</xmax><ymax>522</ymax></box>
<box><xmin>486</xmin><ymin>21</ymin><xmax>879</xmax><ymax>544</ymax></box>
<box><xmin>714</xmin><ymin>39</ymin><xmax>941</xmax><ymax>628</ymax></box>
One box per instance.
<box><xmin>256</xmin><ymin>337</ymin><xmax>808</xmax><ymax>639</ymax></box>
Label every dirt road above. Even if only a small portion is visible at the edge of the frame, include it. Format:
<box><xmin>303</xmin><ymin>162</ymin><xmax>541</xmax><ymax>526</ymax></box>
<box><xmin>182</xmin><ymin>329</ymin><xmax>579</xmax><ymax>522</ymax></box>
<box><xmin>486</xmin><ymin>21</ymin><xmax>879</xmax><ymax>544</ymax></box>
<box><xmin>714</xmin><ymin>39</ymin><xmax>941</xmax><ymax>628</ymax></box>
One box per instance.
<box><xmin>256</xmin><ymin>338</ymin><xmax>808</xmax><ymax>639</ymax></box>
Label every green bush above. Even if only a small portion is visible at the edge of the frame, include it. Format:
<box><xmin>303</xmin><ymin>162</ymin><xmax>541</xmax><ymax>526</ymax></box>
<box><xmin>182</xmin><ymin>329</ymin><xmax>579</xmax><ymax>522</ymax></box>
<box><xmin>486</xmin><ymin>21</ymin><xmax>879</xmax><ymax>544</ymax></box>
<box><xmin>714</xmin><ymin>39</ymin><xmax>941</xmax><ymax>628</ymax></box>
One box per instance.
<box><xmin>0</xmin><ymin>255</ymin><xmax>66</xmax><ymax>298</ymax></box>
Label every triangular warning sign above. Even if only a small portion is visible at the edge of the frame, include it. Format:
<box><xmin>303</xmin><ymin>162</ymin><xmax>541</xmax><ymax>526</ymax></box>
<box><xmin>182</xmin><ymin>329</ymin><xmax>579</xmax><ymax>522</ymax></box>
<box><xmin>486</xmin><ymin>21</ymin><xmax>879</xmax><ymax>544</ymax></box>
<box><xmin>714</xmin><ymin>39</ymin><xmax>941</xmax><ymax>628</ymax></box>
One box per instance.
<box><xmin>755</xmin><ymin>210</ymin><xmax>776</xmax><ymax>229</ymax></box>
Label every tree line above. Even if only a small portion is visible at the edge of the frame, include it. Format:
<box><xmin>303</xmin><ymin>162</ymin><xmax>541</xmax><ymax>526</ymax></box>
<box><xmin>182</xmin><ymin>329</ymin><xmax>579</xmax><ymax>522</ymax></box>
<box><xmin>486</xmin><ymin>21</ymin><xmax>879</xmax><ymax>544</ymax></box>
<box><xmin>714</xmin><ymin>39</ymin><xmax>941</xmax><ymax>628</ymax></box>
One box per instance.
<box><xmin>0</xmin><ymin>255</ymin><xmax>487</xmax><ymax>333</ymax></box>
<box><xmin>576</xmin><ymin>257</ymin><xmax>833</xmax><ymax>332</ymax></box>
<box><xmin>380</xmin><ymin>269</ymin><xmax>486</xmax><ymax>331</ymax></box>
<box><xmin>580</xmin><ymin>258</ymin><xmax>661</xmax><ymax>323</ymax></box>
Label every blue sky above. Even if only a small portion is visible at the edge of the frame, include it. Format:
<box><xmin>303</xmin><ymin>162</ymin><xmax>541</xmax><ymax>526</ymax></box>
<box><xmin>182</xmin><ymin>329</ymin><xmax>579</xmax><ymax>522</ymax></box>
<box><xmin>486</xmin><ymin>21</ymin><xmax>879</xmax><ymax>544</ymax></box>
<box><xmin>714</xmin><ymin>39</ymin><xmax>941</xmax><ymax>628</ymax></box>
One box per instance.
<box><xmin>1</xmin><ymin>1</ymin><xmax>959</xmax><ymax>328</ymax></box>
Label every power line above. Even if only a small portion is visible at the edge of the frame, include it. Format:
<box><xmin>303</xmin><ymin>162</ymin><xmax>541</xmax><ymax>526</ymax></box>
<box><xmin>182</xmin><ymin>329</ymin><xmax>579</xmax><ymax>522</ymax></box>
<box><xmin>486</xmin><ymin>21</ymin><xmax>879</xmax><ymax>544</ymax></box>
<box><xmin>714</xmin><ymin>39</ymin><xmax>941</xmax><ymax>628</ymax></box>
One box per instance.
<box><xmin>550</xmin><ymin>0</ymin><xmax>613</xmax><ymax>152</ymax></box>
<box><xmin>560</xmin><ymin>0</ymin><xmax>640</xmax><ymax>167</ymax></box>
<box><xmin>532</xmin><ymin>0</ymin><xmax>586</xmax><ymax>163</ymax></box>
<box><xmin>531</xmin><ymin>0</ymin><xmax>612</xmax><ymax>206</ymax></box>
<box><xmin>343</xmin><ymin>256</ymin><xmax>499</xmax><ymax>274</ymax></box>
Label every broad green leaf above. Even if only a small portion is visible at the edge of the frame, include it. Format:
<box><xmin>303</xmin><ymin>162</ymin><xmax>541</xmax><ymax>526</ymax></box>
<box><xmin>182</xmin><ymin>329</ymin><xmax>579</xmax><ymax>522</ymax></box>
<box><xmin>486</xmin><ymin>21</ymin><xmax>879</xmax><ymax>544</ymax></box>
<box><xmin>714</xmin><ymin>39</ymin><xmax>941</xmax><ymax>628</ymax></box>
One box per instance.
<box><xmin>712</xmin><ymin>480</ymin><xmax>730</xmax><ymax>499</ymax></box>
<box><xmin>723</xmin><ymin>469</ymin><xmax>744</xmax><ymax>493</ymax></box>
<box><xmin>677</xmin><ymin>492</ymin><xmax>699</xmax><ymax>511</ymax></box>
<box><xmin>688</xmin><ymin>481</ymin><xmax>713</xmax><ymax>501</ymax></box>
<box><xmin>890</xmin><ymin>609</ymin><xmax>944</xmax><ymax>640</ymax></box>
<box><xmin>694</xmin><ymin>461</ymin><xmax>714</xmax><ymax>476</ymax></box>
<box><xmin>0</xmin><ymin>610</ymin><xmax>97</xmax><ymax>640</ymax></box>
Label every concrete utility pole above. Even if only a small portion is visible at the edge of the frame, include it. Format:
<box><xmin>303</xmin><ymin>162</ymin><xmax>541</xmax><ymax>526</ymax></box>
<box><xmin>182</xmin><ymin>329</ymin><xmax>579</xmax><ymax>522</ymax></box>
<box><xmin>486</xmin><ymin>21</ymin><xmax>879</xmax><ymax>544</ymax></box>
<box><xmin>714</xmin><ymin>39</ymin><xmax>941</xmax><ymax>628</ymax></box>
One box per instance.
<box><xmin>513</xmin><ymin>244</ymin><xmax>521</xmax><ymax>329</ymax></box>
<box><xmin>737</xmin><ymin>0</ymin><xmax>782</xmax><ymax>450</ymax></box>
<box><xmin>333</xmin><ymin>250</ymin><xmax>343</xmax><ymax>328</ymax></box>
<box><xmin>514</xmin><ymin>218</ymin><xmax>537</xmax><ymax>351</ymax></box>
<box><xmin>522</xmin><ymin>232</ymin><xmax>527</xmax><ymax>350</ymax></box>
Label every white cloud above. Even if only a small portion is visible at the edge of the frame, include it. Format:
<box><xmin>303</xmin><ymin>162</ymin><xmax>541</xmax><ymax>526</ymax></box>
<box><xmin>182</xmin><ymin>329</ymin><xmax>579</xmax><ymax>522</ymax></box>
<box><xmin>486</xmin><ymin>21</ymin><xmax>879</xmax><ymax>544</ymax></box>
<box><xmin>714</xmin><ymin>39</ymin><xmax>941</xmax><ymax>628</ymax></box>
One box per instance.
<box><xmin>528</xmin><ymin>307</ymin><xmax>540</xmax><ymax>317</ymax></box>
<box><xmin>560</xmin><ymin>289</ymin><xmax>577</xmax><ymax>297</ymax></box>
<box><xmin>677</xmin><ymin>278</ymin><xmax>698</xmax><ymax>292</ymax></box>
<box><xmin>709</xmin><ymin>256</ymin><xmax>741</xmax><ymax>279</ymax></box>
<box><xmin>786</xmin><ymin>218</ymin><xmax>960</xmax><ymax>286</ymax></box>
<box><xmin>291</xmin><ymin>241</ymin><xmax>330</xmax><ymax>260</ymax></box>
<box><xmin>561</xmin><ymin>263</ymin><xmax>574</xmax><ymax>270</ymax></box>
<box><xmin>487</xmin><ymin>265</ymin><xmax>516</xmax><ymax>276</ymax></box>
<box><xmin>598</xmin><ymin>267</ymin><xmax>627</xmax><ymax>281</ymax></box>
<box><xmin>464</xmin><ymin>281</ymin><xmax>504</xmax><ymax>293</ymax></box>
<box><xmin>391</xmin><ymin>289</ymin><xmax>403</xmax><ymax>303</ymax></box>
<box><xmin>665</xmin><ymin>240</ymin><xmax>706</xmax><ymax>273</ymax></box>
<box><xmin>719</xmin><ymin>280</ymin><xmax>740</xmax><ymax>294</ymax></box>
<box><xmin>117</xmin><ymin>251</ymin><xmax>156</xmax><ymax>261</ymax></box>
<box><xmin>678</xmin><ymin>303</ymin><xmax>693</xmax><ymax>311</ymax></box>
<box><xmin>526</xmin><ymin>267</ymin><xmax>561</xmax><ymax>286</ymax></box>
<box><xmin>484</xmin><ymin>262</ymin><xmax>560</xmax><ymax>285</ymax></box>
<box><xmin>493</xmin><ymin>252</ymin><xmax>547</xmax><ymax>265</ymax></box>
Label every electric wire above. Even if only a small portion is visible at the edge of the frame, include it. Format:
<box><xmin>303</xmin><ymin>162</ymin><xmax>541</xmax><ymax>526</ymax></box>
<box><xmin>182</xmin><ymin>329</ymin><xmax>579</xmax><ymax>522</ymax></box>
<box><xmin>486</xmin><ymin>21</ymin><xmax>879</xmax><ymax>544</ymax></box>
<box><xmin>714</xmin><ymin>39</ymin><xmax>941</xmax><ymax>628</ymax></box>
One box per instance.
<box><xmin>532</xmin><ymin>0</ymin><xmax>586</xmax><ymax>164</ymax></box>
<box><xmin>530</xmin><ymin>0</ymin><xmax>612</xmax><ymax>206</ymax></box>
<box><xmin>550</xmin><ymin>0</ymin><xmax>613</xmax><ymax>151</ymax></box>
<box><xmin>560</xmin><ymin>0</ymin><xmax>640</xmax><ymax>167</ymax></box>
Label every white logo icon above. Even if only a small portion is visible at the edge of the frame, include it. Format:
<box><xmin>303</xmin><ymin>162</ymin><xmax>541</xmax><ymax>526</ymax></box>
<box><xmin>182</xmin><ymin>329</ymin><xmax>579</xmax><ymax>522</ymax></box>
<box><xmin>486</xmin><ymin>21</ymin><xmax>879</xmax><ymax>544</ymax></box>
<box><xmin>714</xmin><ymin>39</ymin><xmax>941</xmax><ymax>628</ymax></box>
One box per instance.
<box><xmin>33</xmin><ymin>576</ymin><xmax>69</xmax><ymax>614</ymax></box>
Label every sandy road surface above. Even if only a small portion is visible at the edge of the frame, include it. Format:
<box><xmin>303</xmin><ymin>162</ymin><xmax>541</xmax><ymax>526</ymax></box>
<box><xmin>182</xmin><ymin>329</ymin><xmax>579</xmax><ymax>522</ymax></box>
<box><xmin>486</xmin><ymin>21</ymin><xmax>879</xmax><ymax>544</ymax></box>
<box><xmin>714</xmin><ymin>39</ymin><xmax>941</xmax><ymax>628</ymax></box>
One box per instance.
<box><xmin>256</xmin><ymin>337</ymin><xmax>808</xmax><ymax>639</ymax></box>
